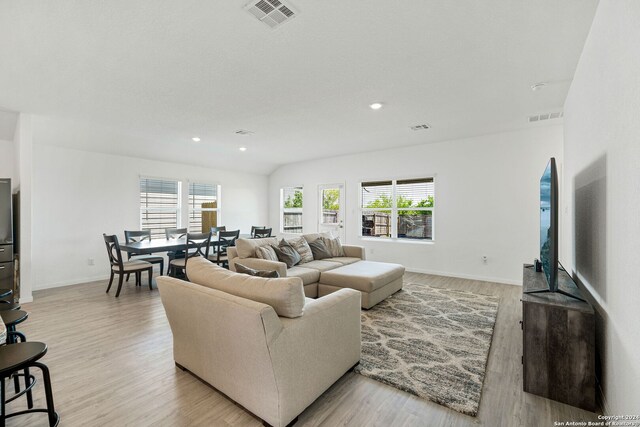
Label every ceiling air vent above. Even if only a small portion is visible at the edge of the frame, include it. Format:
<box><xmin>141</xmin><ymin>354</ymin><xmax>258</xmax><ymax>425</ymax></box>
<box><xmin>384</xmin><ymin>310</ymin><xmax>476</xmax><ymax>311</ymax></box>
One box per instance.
<box><xmin>235</xmin><ymin>129</ymin><xmax>254</xmax><ymax>135</ymax></box>
<box><xmin>528</xmin><ymin>112</ymin><xmax>563</xmax><ymax>123</ymax></box>
<box><xmin>245</xmin><ymin>0</ymin><xmax>298</xmax><ymax>29</ymax></box>
<box><xmin>410</xmin><ymin>124</ymin><xmax>431</xmax><ymax>131</ymax></box>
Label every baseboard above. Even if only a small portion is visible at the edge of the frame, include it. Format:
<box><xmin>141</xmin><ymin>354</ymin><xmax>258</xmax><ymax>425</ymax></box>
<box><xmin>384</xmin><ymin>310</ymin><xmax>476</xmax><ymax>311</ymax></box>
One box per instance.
<box><xmin>34</xmin><ymin>274</ymin><xmax>111</xmax><ymax>291</ymax></box>
<box><xmin>404</xmin><ymin>267</ymin><xmax>522</xmax><ymax>286</ymax></box>
<box><xmin>19</xmin><ymin>294</ymin><xmax>33</xmax><ymax>304</ymax></box>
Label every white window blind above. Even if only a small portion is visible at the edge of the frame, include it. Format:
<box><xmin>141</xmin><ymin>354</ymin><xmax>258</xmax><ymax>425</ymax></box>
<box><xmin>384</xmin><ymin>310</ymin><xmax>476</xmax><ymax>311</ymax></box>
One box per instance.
<box><xmin>188</xmin><ymin>183</ymin><xmax>219</xmax><ymax>232</ymax></box>
<box><xmin>281</xmin><ymin>186</ymin><xmax>303</xmax><ymax>234</ymax></box>
<box><xmin>140</xmin><ymin>178</ymin><xmax>180</xmax><ymax>239</ymax></box>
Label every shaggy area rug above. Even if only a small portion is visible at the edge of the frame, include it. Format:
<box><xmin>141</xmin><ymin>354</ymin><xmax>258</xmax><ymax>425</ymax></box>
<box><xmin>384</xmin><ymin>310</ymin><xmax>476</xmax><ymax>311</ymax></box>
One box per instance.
<box><xmin>355</xmin><ymin>283</ymin><xmax>500</xmax><ymax>416</ymax></box>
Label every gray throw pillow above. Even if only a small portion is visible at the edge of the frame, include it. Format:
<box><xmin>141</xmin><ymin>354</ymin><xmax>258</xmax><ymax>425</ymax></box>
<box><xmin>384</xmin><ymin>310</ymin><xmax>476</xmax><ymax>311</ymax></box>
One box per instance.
<box><xmin>272</xmin><ymin>240</ymin><xmax>301</xmax><ymax>268</ymax></box>
<box><xmin>321</xmin><ymin>236</ymin><xmax>345</xmax><ymax>257</ymax></box>
<box><xmin>234</xmin><ymin>263</ymin><xmax>280</xmax><ymax>278</ymax></box>
<box><xmin>308</xmin><ymin>239</ymin><xmax>332</xmax><ymax>260</ymax></box>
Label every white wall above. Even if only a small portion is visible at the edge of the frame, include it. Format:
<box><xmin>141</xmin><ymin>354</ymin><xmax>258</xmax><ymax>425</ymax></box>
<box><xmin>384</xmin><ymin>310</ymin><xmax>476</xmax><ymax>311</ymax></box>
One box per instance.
<box><xmin>31</xmin><ymin>143</ymin><xmax>269</xmax><ymax>290</ymax></box>
<box><xmin>562</xmin><ymin>0</ymin><xmax>640</xmax><ymax>414</ymax></box>
<box><xmin>269</xmin><ymin>126</ymin><xmax>563</xmax><ymax>285</ymax></box>
<box><xmin>0</xmin><ymin>139</ymin><xmax>15</xmax><ymax>182</ymax></box>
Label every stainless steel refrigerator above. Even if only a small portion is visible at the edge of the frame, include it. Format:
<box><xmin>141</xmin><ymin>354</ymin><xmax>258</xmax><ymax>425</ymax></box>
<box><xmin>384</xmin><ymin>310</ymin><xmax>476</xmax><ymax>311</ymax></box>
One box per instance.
<box><xmin>0</xmin><ymin>179</ymin><xmax>14</xmax><ymax>293</ymax></box>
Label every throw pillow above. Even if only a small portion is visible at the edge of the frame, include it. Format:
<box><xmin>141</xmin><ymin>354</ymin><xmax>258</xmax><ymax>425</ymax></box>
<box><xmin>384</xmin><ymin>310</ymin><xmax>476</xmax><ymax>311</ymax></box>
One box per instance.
<box><xmin>308</xmin><ymin>239</ymin><xmax>332</xmax><ymax>260</ymax></box>
<box><xmin>255</xmin><ymin>245</ymin><xmax>278</xmax><ymax>262</ymax></box>
<box><xmin>286</xmin><ymin>236</ymin><xmax>314</xmax><ymax>264</ymax></box>
<box><xmin>272</xmin><ymin>240</ymin><xmax>301</xmax><ymax>268</ymax></box>
<box><xmin>234</xmin><ymin>263</ymin><xmax>280</xmax><ymax>278</ymax></box>
<box><xmin>321</xmin><ymin>236</ymin><xmax>345</xmax><ymax>257</ymax></box>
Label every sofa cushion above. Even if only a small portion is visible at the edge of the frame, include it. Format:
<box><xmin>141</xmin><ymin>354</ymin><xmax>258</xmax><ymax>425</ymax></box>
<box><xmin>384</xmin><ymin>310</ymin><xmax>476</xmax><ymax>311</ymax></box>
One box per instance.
<box><xmin>287</xmin><ymin>236</ymin><xmax>314</xmax><ymax>264</ymax></box>
<box><xmin>299</xmin><ymin>260</ymin><xmax>343</xmax><ymax>272</ymax></box>
<box><xmin>319</xmin><ymin>260</ymin><xmax>405</xmax><ymax>293</ymax></box>
<box><xmin>286</xmin><ymin>266</ymin><xmax>321</xmax><ymax>285</ymax></box>
<box><xmin>186</xmin><ymin>257</ymin><xmax>305</xmax><ymax>318</ymax></box>
<box><xmin>273</xmin><ymin>239</ymin><xmax>302</xmax><ymax>268</ymax></box>
<box><xmin>236</xmin><ymin>237</ymin><xmax>279</xmax><ymax>259</ymax></box>
<box><xmin>323</xmin><ymin>257</ymin><xmax>361</xmax><ymax>265</ymax></box>
<box><xmin>308</xmin><ymin>239</ymin><xmax>332</xmax><ymax>260</ymax></box>
<box><xmin>235</xmin><ymin>262</ymin><xmax>280</xmax><ymax>278</ymax></box>
<box><xmin>255</xmin><ymin>245</ymin><xmax>278</xmax><ymax>262</ymax></box>
<box><xmin>321</xmin><ymin>236</ymin><xmax>345</xmax><ymax>257</ymax></box>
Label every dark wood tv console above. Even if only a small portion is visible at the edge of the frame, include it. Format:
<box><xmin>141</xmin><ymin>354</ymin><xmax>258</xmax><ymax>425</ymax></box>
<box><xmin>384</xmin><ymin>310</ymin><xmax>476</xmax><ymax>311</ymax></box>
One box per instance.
<box><xmin>521</xmin><ymin>264</ymin><xmax>596</xmax><ymax>411</ymax></box>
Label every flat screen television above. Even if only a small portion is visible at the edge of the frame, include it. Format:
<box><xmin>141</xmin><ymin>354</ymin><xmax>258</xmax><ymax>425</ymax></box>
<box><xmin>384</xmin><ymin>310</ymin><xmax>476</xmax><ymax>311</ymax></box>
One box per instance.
<box><xmin>539</xmin><ymin>158</ymin><xmax>559</xmax><ymax>291</ymax></box>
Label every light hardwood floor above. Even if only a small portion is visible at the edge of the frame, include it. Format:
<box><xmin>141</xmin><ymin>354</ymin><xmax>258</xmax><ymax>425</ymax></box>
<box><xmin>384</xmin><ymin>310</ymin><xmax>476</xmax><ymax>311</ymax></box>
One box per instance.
<box><xmin>7</xmin><ymin>272</ymin><xmax>600</xmax><ymax>426</ymax></box>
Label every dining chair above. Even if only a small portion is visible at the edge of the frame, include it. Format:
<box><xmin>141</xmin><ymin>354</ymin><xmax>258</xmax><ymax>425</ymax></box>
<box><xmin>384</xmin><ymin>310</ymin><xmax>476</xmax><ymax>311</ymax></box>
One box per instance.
<box><xmin>210</xmin><ymin>226</ymin><xmax>226</xmax><ymax>253</ymax></box>
<box><xmin>124</xmin><ymin>230</ymin><xmax>165</xmax><ymax>275</ymax></box>
<box><xmin>103</xmin><ymin>234</ymin><xmax>153</xmax><ymax>297</ymax></box>
<box><xmin>252</xmin><ymin>227</ymin><xmax>272</xmax><ymax>238</ymax></box>
<box><xmin>250</xmin><ymin>226</ymin><xmax>267</xmax><ymax>238</ymax></box>
<box><xmin>165</xmin><ymin>227</ymin><xmax>187</xmax><ymax>265</ymax></box>
<box><xmin>209</xmin><ymin>230</ymin><xmax>240</xmax><ymax>268</ymax></box>
<box><xmin>168</xmin><ymin>232</ymin><xmax>212</xmax><ymax>279</ymax></box>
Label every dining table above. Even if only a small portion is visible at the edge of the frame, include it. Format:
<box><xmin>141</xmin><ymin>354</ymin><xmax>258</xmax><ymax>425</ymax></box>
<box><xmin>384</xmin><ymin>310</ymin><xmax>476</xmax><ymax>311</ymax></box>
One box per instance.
<box><xmin>119</xmin><ymin>234</ymin><xmax>253</xmax><ymax>256</ymax></box>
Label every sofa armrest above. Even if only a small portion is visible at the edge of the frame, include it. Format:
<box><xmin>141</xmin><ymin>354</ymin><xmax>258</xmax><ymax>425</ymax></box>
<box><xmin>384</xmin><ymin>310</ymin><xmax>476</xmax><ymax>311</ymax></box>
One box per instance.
<box><xmin>342</xmin><ymin>244</ymin><xmax>365</xmax><ymax>260</ymax></box>
<box><xmin>231</xmin><ymin>257</ymin><xmax>288</xmax><ymax>278</ymax></box>
<box><xmin>268</xmin><ymin>289</ymin><xmax>361</xmax><ymax>424</ymax></box>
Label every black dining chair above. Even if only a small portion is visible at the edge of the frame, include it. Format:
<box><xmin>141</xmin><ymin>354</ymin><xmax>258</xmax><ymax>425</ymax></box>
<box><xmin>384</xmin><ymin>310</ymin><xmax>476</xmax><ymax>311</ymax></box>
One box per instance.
<box><xmin>168</xmin><ymin>232</ymin><xmax>212</xmax><ymax>279</ymax></box>
<box><xmin>252</xmin><ymin>227</ymin><xmax>272</xmax><ymax>238</ymax></box>
<box><xmin>124</xmin><ymin>230</ymin><xmax>165</xmax><ymax>276</ymax></box>
<box><xmin>250</xmin><ymin>226</ymin><xmax>267</xmax><ymax>238</ymax></box>
<box><xmin>209</xmin><ymin>230</ymin><xmax>240</xmax><ymax>268</ymax></box>
<box><xmin>103</xmin><ymin>234</ymin><xmax>153</xmax><ymax>297</ymax></box>
<box><xmin>165</xmin><ymin>227</ymin><xmax>187</xmax><ymax>265</ymax></box>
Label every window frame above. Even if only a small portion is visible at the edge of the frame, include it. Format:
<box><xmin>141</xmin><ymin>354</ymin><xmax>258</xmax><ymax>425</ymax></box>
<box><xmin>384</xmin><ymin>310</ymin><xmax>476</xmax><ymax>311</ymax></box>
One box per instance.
<box><xmin>359</xmin><ymin>176</ymin><xmax>435</xmax><ymax>242</ymax></box>
<box><xmin>280</xmin><ymin>186</ymin><xmax>304</xmax><ymax>235</ymax></box>
<box><xmin>187</xmin><ymin>181</ymin><xmax>221</xmax><ymax>233</ymax></box>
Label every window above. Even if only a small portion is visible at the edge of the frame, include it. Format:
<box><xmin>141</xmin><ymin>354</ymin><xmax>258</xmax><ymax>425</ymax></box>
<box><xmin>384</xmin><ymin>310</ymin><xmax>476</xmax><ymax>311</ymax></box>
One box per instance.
<box><xmin>281</xmin><ymin>186</ymin><xmax>303</xmax><ymax>234</ymax></box>
<box><xmin>140</xmin><ymin>177</ymin><xmax>180</xmax><ymax>239</ymax></box>
<box><xmin>188</xmin><ymin>182</ymin><xmax>220</xmax><ymax>233</ymax></box>
<box><xmin>360</xmin><ymin>178</ymin><xmax>434</xmax><ymax>240</ymax></box>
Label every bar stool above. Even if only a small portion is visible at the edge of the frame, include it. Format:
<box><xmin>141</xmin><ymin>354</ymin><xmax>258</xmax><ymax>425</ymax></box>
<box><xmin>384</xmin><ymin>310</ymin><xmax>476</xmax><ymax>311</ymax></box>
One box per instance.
<box><xmin>0</xmin><ymin>342</ymin><xmax>59</xmax><ymax>427</ymax></box>
<box><xmin>1</xmin><ymin>310</ymin><xmax>30</xmax><ymax>399</ymax></box>
<box><xmin>0</xmin><ymin>311</ymin><xmax>28</xmax><ymax>344</ymax></box>
<box><xmin>0</xmin><ymin>304</ymin><xmax>20</xmax><ymax>312</ymax></box>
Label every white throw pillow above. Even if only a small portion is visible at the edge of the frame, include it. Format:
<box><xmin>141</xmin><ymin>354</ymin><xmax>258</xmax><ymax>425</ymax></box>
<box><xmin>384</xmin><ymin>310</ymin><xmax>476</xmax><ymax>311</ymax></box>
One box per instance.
<box><xmin>255</xmin><ymin>245</ymin><xmax>278</xmax><ymax>262</ymax></box>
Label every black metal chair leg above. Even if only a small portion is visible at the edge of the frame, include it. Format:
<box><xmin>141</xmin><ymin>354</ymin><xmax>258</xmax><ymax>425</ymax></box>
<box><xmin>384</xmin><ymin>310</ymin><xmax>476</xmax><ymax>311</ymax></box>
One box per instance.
<box><xmin>159</xmin><ymin>259</ymin><xmax>164</xmax><ymax>276</ymax></box>
<box><xmin>1</xmin><ymin>376</ymin><xmax>5</xmax><ymax>427</ymax></box>
<box><xmin>24</xmin><ymin>366</ymin><xmax>33</xmax><ymax>409</ymax></box>
<box><xmin>148</xmin><ymin>268</ymin><xmax>153</xmax><ymax>290</ymax></box>
<box><xmin>106</xmin><ymin>271</ymin><xmax>114</xmax><ymax>293</ymax></box>
<box><xmin>33</xmin><ymin>362</ymin><xmax>57</xmax><ymax>427</ymax></box>
<box><xmin>115</xmin><ymin>274</ymin><xmax>124</xmax><ymax>297</ymax></box>
<box><xmin>126</xmin><ymin>273</ymin><xmax>130</xmax><ymax>282</ymax></box>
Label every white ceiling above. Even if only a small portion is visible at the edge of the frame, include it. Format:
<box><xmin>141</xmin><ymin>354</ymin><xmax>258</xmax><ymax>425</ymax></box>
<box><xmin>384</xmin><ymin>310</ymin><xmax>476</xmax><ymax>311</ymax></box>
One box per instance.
<box><xmin>0</xmin><ymin>0</ymin><xmax>598</xmax><ymax>175</ymax></box>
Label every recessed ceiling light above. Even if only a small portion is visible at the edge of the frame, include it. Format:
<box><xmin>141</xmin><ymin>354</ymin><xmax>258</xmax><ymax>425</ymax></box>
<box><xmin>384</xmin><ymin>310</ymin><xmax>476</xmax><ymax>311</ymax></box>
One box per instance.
<box><xmin>192</xmin><ymin>137</ymin><xmax>201</xmax><ymax>142</ymax></box>
<box><xmin>369</xmin><ymin>102</ymin><xmax>383</xmax><ymax>110</ymax></box>
<box><xmin>239</xmin><ymin>147</ymin><xmax>247</xmax><ymax>152</ymax></box>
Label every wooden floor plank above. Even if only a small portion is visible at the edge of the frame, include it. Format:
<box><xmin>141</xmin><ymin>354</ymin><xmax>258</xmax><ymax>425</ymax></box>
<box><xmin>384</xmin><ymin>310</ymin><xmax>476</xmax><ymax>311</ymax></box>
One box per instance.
<box><xmin>6</xmin><ymin>273</ymin><xmax>600</xmax><ymax>426</ymax></box>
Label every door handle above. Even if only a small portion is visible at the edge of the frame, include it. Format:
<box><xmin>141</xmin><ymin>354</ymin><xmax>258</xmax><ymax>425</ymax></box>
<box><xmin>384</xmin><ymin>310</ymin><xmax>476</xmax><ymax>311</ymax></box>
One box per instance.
<box><xmin>0</xmin><ymin>266</ymin><xmax>5</xmax><ymax>270</ymax></box>
<box><xmin>0</xmin><ymin>248</ymin><xmax>4</xmax><ymax>252</ymax></box>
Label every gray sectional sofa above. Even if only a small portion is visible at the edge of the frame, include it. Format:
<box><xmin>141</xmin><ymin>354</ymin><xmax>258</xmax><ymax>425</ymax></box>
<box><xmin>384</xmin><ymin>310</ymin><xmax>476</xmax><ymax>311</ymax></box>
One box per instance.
<box><xmin>227</xmin><ymin>233</ymin><xmax>405</xmax><ymax>309</ymax></box>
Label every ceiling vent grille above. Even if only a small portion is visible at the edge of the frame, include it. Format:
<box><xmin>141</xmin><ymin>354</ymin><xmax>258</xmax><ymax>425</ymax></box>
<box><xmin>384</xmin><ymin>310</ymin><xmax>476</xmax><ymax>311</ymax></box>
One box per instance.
<box><xmin>528</xmin><ymin>112</ymin><xmax>563</xmax><ymax>123</ymax></box>
<box><xmin>410</xmin><ymin>124</ymin><xmax>431</xmax><ymax>131</ymax></box>
<box><xmin>245</xmin><ymin>0</ymin><xmax>298</xmax><ymax>29</ymax></box>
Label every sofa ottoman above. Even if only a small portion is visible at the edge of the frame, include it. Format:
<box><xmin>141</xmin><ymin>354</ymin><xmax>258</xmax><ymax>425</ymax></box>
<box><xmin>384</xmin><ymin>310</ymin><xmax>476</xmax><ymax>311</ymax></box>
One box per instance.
<box><xmin>318</xmin><ymin>261</ymin><xmax>405</xmax><ymax>309</ymax></box>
